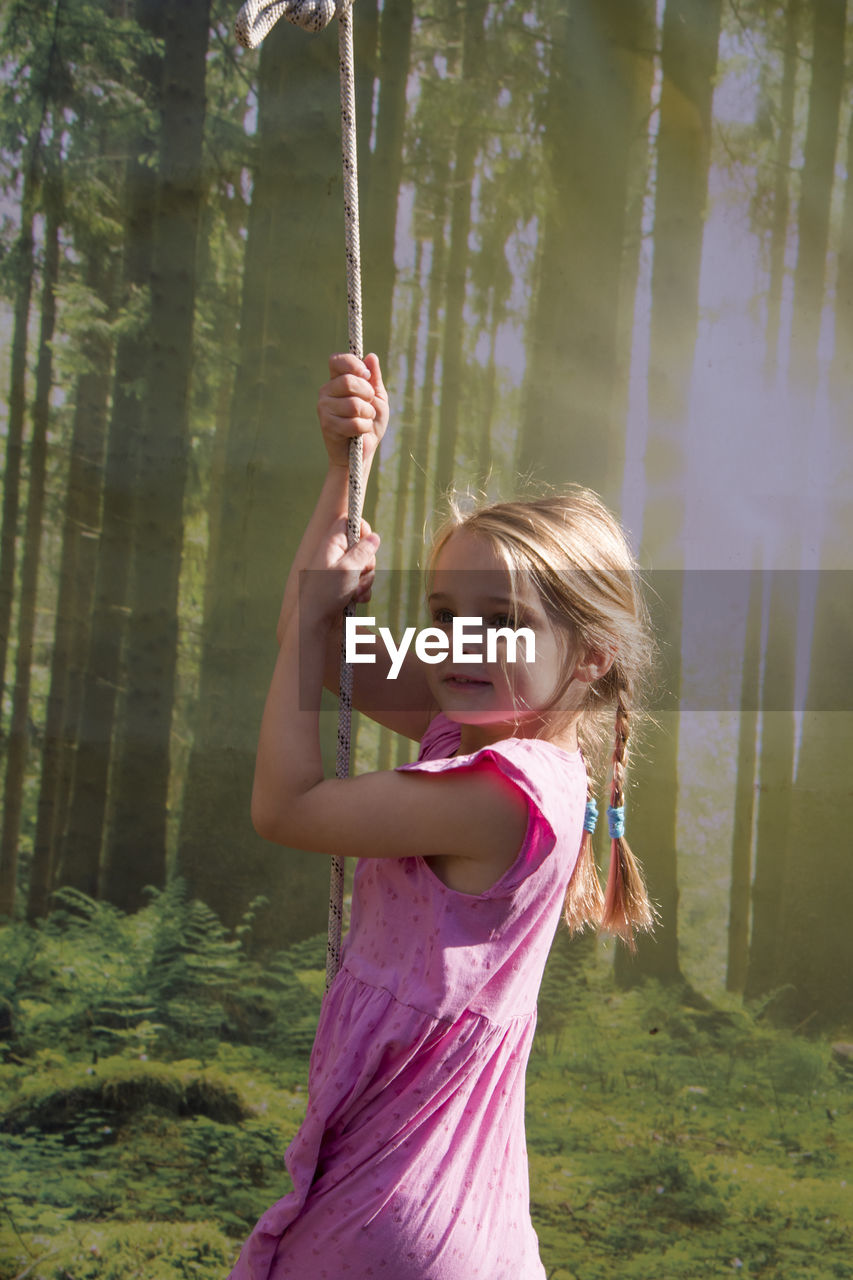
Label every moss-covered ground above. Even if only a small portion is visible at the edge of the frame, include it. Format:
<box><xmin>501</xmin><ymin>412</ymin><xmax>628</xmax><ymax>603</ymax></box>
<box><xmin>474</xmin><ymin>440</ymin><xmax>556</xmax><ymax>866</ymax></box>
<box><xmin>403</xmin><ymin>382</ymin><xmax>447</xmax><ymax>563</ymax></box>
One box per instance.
<box><xmin>1</xmin><ymin>894</ymin><xmax>850</xmax><ymax>1279</ymax></box>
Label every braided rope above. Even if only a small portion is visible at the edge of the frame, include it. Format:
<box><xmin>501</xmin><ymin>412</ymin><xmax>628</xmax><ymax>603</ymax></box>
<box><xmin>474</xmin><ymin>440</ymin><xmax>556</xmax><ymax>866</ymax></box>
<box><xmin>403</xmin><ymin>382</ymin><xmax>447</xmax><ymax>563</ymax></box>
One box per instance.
<box><xmin>235</xmin><ymin>0</ymin><xmax>350</xmax><ymax>47</ymax></box>
<box><xmin>235</xmin><ymin>0</ymin><xmax>364</xmax><ymax>992</ymax></box>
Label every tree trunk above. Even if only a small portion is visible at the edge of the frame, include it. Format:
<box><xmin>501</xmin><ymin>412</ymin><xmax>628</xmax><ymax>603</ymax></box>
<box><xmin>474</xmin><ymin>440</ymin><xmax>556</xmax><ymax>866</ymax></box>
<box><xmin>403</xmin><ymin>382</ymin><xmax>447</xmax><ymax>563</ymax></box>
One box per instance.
<box><xmin>746</xmin><ymin>0</ymin><xmax>847</xmax><ymax>1006</ymax></box>
<box><xmin>518</xmin><ymin>0</ymin><xmax>652</xmax><ymax>504</ymax></box>
<box><xmin>774</xmin><ymin>571</ymin><xmax>853</xmax><ymax>1028</ymax></box>
<box><xmin>763</xmin><ymin>0</ymin><xmax>800</xmax><ymax>382</ymax></box>
<box><xmin>377</xmin><ymin>242</ymin><xmax>423</xmax><ymax>773</ymax></box>
<box><xmin>475</xmin><ymin>322</ymin><xmax>498</xmax><ymax>485</ymax></box>
<box><xmin>354</xmin><ymin>0</ymin><xmax>379</xmax><ymax>185</ymax></box>
<box><xmin>49</xmin><ymin>55</ymin><xmax>159</xmax><ymax>915</ymax></box>
<box><xmin>40</xmin><ymin>257</ymin><xmax>122</xmax><ymax>907</ymax></box>
<box><xmin>396</xmin><ymin>177</ymin><xmax>449</xmax><ymax>769</ymax></box>
<box><xmin>0</xmin><ymin>182</ymin><xmax>60</xmax><ymax>918</ymax></box>
<box><xmin>744</xmin><ymin>573</ymin><xmax>797</xmax><ymax>1001</ymax></box>
<box><xmin>787</xmin><ymin>0</ymin><xmax>846</xmax><ymax>402</ymax></box>
<box><xmin>32</xmin><ymin>73</ymin><xmax>129</xmax><ymax>913</ymax></box>
<box><xmin>773</xmin><ymin>27</ymin><xmax>853</xmax><ymax>1025</ymax></box>
<box><xmin>432</xmin><ymin>0</ymin><xmax>489</xmax><ymax>504</ymax></box>
<box><xmin>361</xmin><ymin>0</ymin><xmax>413</xmax><ymax>371</ymax></box>
<box><xmin>0</xmin><ymin>168</ymin><xmax>37</xmax><ymax>721</ymax></box>
<box><xmin>103</xmin><ymin>0</ymin><xmax>210</xmax><ymax>913</ymax></box>
<box><xmin>615</xmin><ymin>0</ymin><xmax>723</xmax><ymax>989</ymax></box>
<box><xmin>725</xmin><ymin>564</ymin><xmax>762</xmax><ymax>993</ymax></box>
<box><xmin>178</xmin><ymin>19</ymin><xmax>351</xmax><ymax>945</ymax></box>
<box><xmin>609</xmin><ymin>0</ymin><xmax>657</xmax><ymax>500</ymax></box>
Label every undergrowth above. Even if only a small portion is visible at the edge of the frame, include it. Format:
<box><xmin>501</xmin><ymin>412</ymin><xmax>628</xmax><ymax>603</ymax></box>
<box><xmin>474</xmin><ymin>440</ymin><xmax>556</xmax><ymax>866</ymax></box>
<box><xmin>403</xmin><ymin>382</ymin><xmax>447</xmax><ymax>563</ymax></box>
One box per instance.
<box><xmin>1</xmin><ymin>891</ymin><xmax>850</xmax><ymax>1279</ymax></box>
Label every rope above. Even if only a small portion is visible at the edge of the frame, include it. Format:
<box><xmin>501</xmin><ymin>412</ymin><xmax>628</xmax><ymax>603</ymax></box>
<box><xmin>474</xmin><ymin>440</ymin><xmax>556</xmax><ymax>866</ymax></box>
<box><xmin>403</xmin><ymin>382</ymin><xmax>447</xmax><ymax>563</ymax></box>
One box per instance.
<box><xmin>235</xmin><ymin>0</ymin><xmax>364</xmax><ymax>992</ymax></box>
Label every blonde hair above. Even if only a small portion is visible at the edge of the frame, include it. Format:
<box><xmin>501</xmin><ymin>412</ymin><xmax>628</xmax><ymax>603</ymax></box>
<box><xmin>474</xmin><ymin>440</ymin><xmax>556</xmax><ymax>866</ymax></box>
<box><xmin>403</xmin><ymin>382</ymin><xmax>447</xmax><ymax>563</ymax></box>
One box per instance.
<box><xmin>426</xmin><ymin>484</ymin><xmax>657</xmax><ymax>948</ymax></box>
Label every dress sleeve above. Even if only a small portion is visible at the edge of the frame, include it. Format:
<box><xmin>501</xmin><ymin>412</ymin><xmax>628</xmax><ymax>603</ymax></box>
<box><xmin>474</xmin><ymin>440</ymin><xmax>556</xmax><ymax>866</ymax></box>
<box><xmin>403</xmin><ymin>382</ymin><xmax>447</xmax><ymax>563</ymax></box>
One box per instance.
<box><xmin>395</xmin><ymin>721</ymin><xmax>580</xmax><ymax>897</ymax></box>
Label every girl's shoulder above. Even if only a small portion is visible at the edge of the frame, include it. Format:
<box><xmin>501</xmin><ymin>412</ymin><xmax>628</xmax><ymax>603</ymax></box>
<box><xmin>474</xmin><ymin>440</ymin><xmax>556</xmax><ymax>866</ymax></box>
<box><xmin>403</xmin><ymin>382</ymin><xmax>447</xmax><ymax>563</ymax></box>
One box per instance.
<box><xmin>412</xmin><ymin>711</ymin><xmax>585</xmax><ymax>774</ymax></box>
<box><xmin>397</xmin><ymin>712</ymin><xmax>588</xmax><ymax>888</ymax></box>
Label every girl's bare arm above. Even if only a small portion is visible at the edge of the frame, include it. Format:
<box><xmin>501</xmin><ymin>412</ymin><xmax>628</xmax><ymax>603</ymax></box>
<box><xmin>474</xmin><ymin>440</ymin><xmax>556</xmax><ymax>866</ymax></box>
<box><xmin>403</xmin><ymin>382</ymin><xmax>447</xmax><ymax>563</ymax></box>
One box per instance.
<box><xmin>254</xmin><ymin>573</ymin><xmax>528</xmax><ymax>876</ymax></box>
<box><xmin>282</xmin><ymin>353</ymin><xmax>435</xmax><ymax>741</ymax></box>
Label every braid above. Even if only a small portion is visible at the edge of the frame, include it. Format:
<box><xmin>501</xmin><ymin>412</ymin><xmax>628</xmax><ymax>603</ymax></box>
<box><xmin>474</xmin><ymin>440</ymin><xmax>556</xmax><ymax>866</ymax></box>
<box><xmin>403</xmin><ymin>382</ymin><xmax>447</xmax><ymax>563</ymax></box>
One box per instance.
<box><xmin>601</xmin><ymin>679</ymin><xmax>657</xmax><ymax>948</ymax></box>
<box><xmin>563</xmin><ymin>779</ymin><xmax>605</xmax><ymax>934</ymax></box>
<box><xmin>611</xmin><ymin>693</ymin><xmax>629</xmax><ymax>808</ymax></box>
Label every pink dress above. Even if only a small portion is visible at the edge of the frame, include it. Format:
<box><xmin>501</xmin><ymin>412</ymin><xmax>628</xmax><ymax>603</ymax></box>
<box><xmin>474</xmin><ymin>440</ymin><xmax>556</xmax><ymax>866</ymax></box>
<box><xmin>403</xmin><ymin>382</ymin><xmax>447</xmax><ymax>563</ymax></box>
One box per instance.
<box><xmin>229</xmin><ymin>712</ymin><xmax>587</xmax><ymax>1280</ymax></box>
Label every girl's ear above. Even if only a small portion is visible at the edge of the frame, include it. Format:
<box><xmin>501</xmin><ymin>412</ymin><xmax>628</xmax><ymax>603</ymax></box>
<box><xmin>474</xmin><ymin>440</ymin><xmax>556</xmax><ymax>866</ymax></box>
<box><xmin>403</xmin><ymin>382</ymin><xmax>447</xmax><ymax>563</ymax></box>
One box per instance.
<box><xmin>572</xmin><ymin>644</ymin><xmax>617</xmax><ymax>684</ymax></box>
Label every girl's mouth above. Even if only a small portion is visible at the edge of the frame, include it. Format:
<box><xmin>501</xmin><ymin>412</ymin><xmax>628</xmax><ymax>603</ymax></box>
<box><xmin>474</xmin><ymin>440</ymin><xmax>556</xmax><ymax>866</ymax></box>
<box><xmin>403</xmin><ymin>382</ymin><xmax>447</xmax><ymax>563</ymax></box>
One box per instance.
<box><xmin>444</xmin><ymin>674</ymin><xmax>492</xmax><ymax>688</ymax></box>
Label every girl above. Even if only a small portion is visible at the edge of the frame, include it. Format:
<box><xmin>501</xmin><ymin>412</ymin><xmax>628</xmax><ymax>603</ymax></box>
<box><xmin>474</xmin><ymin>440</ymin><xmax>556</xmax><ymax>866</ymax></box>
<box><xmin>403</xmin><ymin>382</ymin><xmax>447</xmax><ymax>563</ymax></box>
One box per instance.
<box><xmin>229</xmin><ymin>352</ymin><xmax>656</xmax><ymax>1280</ymax></box>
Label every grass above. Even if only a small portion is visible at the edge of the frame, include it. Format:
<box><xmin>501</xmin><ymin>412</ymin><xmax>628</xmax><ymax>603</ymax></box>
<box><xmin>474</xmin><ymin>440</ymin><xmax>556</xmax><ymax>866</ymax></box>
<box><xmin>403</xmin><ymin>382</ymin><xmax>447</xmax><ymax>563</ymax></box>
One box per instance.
<box><xmin>1</xmin><ymin>935</ymin><xmax>850</xmax><ymax>1279</ymax></box>
<box><xmin>527</xmin><ymin>971</ymin><xmax>852</xmax><ymax>1279</ymax></box>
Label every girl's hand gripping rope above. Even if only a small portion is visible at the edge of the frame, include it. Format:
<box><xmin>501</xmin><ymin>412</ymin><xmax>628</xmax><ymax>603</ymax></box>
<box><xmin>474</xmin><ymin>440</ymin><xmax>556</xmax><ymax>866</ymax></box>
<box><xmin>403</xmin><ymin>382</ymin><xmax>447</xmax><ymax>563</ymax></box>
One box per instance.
<box><xmin>275</xmin><ymin>353</ymin><xmax>386</xmax><ymax>648</ymax></box>
<box><xmin>318</xmin><ymin>352</ymin><xmax>389</xmax><ymax>471</ymax></box>
<box><xmin>298</xmin><ymin>515</ymin><xmax>380</xmax><ymax>628</ymax></box>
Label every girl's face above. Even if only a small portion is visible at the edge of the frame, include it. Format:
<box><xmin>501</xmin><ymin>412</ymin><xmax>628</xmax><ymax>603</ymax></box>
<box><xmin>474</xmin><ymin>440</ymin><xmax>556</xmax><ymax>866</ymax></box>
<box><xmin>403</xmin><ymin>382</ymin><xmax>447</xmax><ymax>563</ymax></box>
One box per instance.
<box><xmin>425</xmin><ymin>528</ymin><xmax>579</xmax><ymax>736</ymax></box>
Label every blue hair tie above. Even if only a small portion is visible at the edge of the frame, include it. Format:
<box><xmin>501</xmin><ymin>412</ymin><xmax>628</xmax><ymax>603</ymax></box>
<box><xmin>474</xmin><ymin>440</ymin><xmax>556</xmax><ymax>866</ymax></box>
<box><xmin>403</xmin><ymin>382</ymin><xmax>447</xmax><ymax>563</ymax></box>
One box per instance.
<box><xmin>583</xmin><ymin>798</ymin><xmax>598</xmax><ymax>834</ymax></box>
<box><xmin>607</xmin><ymin>805</ymin><xmax>625</xmax><ymax>840</ymax></box>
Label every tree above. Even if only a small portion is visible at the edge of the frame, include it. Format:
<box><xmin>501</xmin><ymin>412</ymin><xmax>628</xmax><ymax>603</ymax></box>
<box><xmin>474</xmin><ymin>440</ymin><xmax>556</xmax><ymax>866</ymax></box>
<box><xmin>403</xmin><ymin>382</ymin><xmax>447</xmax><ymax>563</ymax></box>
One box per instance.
<box><xmin>763</xmin><ymin>0</ymin><xmax>801</xmax><ymax>383</ymax></box>
<box><xmin>0</xmin><ymin>0</ymin><xmax>67</xmax><ymax>720</ymax></box>
<box><xmin>178</xmin><ymin>18</ymin><xmax>352</xmax><ymax>945</ymax></box>
<box><xmin>746</xmin><ymin>0</ymin><xmax>848</xmax><ymax>1005</ymax></box>
<box><xmin>0</xmin><ymin>166</ymin><xmax>37</xmax><ymax>725</ymax></box>
<box><xmin>0</xmin><ymin>163</ymin><xmax>60</xmax><ymax>917</ymax></box>
<box><xmin>360</xmin><ymin>0</ymin><xmax>413</xmax><ymax>372</ymax></box>
<box><xmin>518</xmin><ymin>0</ymin><xmax>656</xmax><ymax>504</ymax></box>
<box><xmin>773</xmin><ymin>24</ymin><xmax>853</xmax><ymax>1024</ymax></box>
<box><xmin>47</xmin><ymin>15</ymin><xmax>160</xmax><ymax>912</ymax></box>
<box><xmin>42</xmin><ymin>250</ymin><xmax>120</xmax><ymax>906</ymax></box>
<box><xmin>615</xmin><ymin>0</ymin><xmax>723</xmax><ymax>988</ymax></box>
<box><xmin>745</xmin><ymin>570</ymin><xmax>798</xmax><ymax>1000</ymax></box>
<box><xmin>725</xmin><ymin>564</ymin><xmax>762</xmax><ymax>993</ymax></box>
<box><xmin>103</xmin><ymin>0</ymin><xmax>212</xmax><ymax>912</ymax></box>
<box><xmin>774</xmin><ymin>570</ymin><xmax>853</xmax><ymax>1027</ymax></box>
<box><xmin>432</xmin><ymin>0</ymin><xmax>489</xmax><ymax>503</ymax></box>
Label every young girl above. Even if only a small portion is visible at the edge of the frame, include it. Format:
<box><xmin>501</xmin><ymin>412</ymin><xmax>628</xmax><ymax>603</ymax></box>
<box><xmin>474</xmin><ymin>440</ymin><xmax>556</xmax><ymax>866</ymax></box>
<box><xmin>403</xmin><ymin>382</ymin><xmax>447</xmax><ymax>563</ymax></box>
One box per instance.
<box><xmin>229</xmin><ymin>353</ymin><xmax>656</xmax><ymax>1280</ymax></box>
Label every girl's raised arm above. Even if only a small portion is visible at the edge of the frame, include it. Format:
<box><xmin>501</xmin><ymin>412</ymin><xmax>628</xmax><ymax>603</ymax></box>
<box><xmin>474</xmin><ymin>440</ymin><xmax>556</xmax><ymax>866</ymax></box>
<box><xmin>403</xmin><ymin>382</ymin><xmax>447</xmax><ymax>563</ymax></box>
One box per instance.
<box><xmin>253</xmin><ymin>498</ymin><xmax>529</xmax><ymax>890</ymax></box>
<box><xmin>281</xmin><ymin>352</ymin><xmax>434</xmax><ymax>740</ymax></box>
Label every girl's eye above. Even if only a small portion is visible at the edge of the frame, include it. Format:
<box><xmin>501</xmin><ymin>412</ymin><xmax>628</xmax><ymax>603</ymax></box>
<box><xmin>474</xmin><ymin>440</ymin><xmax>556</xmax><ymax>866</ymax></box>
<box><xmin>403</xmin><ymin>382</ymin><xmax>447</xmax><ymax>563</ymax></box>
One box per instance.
<box><xmin>432</xmin><ymin>608</ymin><xmax>454</xmax><ymax>625</ymax></box>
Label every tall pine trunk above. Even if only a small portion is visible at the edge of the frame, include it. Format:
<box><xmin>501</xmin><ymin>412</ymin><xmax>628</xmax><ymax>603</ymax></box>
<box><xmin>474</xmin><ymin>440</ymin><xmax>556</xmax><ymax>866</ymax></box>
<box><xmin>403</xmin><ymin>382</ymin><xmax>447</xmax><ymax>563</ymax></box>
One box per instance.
<box><xmin>725</xmin><ymin>564</ymin><xmax>762</xmax><ymax>993</ymax></box>
<box><xmin>377</xmin><ymin>243</ymin><xmax>423</xmax><ymax>773</ymax></box>
<box><xmin>396</xmin><ymin>171</ymin><xmax>449</xmax><ymax>770</ymax></box>
<box><xmin>774</xmin><ymin>21</ymin><xmax>852</xmax><ymax>1024</ymax></box>
<box><xmin>40</xmin><ymin>253</ymin><xmax>120</xmax><ymax>906</ymax></box>
<box><xmin>103</xmin><ymin>0</ymin><xmax>210</xmax><ymax>912</ymax></box>
<box><xmin>0</xmin><ymin>181</ymin><xmax>60</xmax><ymax>918</ymax></box>
<box><xmin>361</xmin><ymin>0</ymin><xmax>413</xmax><ymax>368</ymax></box>
<box><xmin>764</xmin><ymin>0</ymin><xmax>800</xmax><ymax>382</ymax></box>
<box><xmin>609</xmin><ymin>0</ymin><xmax>657</xmax><ymax>500</ymax></box>
<box><xmin>518</xmin><ymin>0</ymin><xmax>650</xmax><ymax>504</ymax></box>
<box><xmin>746</xmin><ymin>0</ymin><xmax>847</xmax><ymax>1004</ymax></box>
<box><xmin>744</xmin><ymin>573</ymin><xmax>797</xmax><ymax>1000</ymax></box>
<box><xmin>55</xmin><ymin>166</ymin><xmax>157</xmax><ymax>911</ymax></box>
<box><xmin>615</xmin><ymin>0</ymin><xmax>722</xmax><ymax>989</ymax></box>
<box><xmin>432</xmin><ymin>0</ymin><xmax>489</xmax><ymax>503</ymax></box>
<box><xmin>774</xmin><ymin>572</ymin><xmax>853</xmax><ymax>1027</ymax></box>
<box><xmin>178</xmin><ymin>20</ymin><xmax>350</xmax><ymax>945</ymax></box>
<box><xmin>0</xmin><ymin>167</ymin><xmax>37</xmax><ymax>720</ymax></box>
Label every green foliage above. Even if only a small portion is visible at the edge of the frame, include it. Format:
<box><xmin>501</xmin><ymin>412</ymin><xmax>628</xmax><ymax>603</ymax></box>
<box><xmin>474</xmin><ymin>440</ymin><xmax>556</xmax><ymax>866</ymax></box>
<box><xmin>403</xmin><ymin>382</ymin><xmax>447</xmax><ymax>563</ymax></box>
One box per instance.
<box><xmin>0</xmin><ymin>889</ymin><xmax>322</xmax><ymax>1275</ymax></box>
<box><xmin>526</xmin><ymin>973</ymin><xmax>852</xmax><ymax>1280</ymax></box>
<box><xmin>2</xmin><ymin>912</ymin><xmax>851</xmax><ymax>1280</ymax></box>
<box><xmin>1</xmin><ymin>1220</ymin><xmax>236</xmax><ymax>1280</ymax></box>
<box><xmin>0</xmin><ymin>884</ymin><xmax>323</xmax><ymax>1062</ymax></box>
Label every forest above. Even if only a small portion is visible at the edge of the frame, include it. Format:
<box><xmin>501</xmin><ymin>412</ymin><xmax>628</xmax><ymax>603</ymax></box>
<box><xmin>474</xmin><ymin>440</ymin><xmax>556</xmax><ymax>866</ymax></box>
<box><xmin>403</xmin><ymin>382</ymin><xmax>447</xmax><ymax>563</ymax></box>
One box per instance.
<box><xmin>0</xmin><ymin>0</ymin><xmax>851</xmax><ymax>1276</ymax></box>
